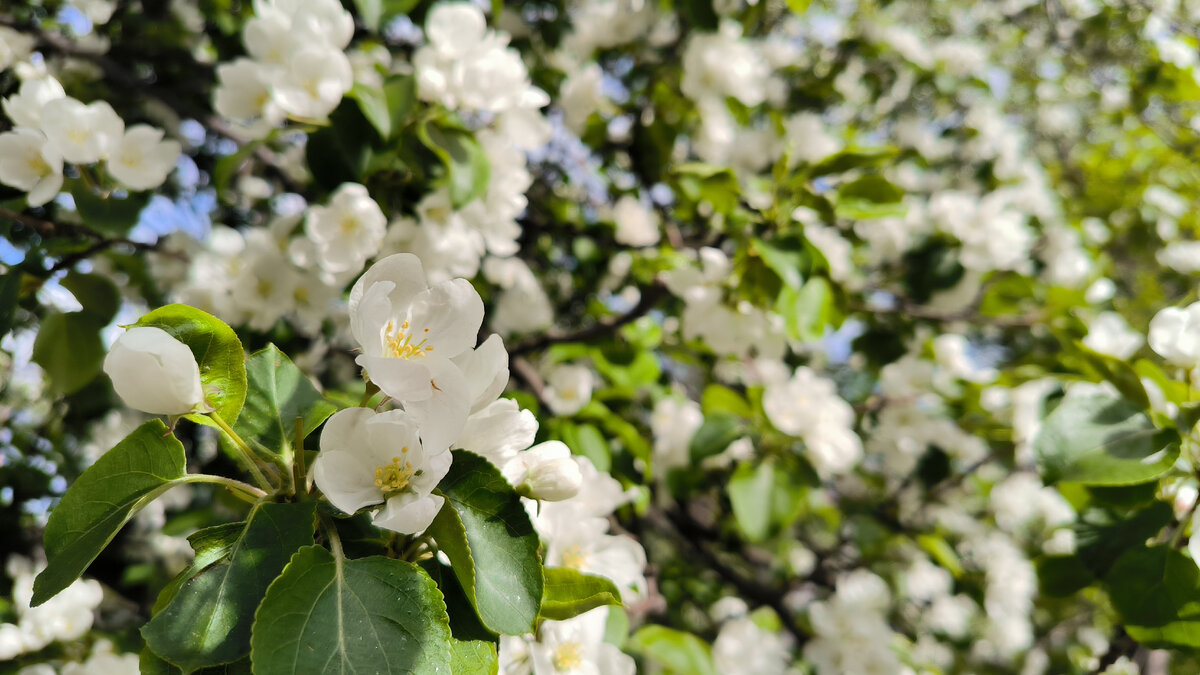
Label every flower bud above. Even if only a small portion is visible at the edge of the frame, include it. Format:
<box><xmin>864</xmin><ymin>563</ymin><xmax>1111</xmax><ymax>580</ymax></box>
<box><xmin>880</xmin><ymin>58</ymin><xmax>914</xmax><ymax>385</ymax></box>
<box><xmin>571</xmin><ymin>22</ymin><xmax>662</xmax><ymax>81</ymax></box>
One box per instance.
<box><xmin>510</xmin><ymin>441</ymin><xmax>583</xmax><ymax>502</ymax></box>
<box><xmin>102</xmin><ymin>327</ymin><xmax>206</xmax><ymax>416</ymax></box>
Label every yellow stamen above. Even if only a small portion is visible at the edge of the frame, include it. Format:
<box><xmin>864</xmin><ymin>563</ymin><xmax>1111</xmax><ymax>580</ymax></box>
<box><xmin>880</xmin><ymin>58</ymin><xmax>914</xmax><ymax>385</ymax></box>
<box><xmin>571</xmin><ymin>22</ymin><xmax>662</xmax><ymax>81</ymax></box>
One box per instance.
<box><xmin>373</xmin><ymin>455</ymin><xmax>416</xmax><ymax>497</ymax></box>
<box><xmin>383</xmin><ymin>319</ymin><xmax>432</xmax><ymax>360</ymax></box>
<box><xmin>560</xmin><ymin>545</ymin><xmax>588</xmax><ymax>570</ymax></box>
<box><xmin>552</xmin><ymin>642</ymin><xmax>583</xmax><ymax>671</ymax></box>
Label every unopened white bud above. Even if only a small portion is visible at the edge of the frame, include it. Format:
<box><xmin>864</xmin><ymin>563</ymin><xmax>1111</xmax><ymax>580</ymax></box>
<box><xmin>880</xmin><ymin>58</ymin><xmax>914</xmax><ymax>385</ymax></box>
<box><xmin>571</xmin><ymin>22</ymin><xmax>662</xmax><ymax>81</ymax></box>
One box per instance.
<box><xmin>509</xmin><ymin>441</ymin><xmax>583</xmax><ymax>501</ymax></box>
<box><xmin>102</xmin><ymin>326</ymin><xmax>206</xmax><ymax>416</ymax></box>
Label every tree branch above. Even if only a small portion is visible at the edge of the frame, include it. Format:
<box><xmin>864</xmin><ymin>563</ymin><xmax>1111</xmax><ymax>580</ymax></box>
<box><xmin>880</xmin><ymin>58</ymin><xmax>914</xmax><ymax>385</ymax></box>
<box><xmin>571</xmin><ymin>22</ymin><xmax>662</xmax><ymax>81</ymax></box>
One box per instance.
<box><xmin>508</xmin><ymin>282</ymin><xmax>670</xmax><ymax>357</ymax></box>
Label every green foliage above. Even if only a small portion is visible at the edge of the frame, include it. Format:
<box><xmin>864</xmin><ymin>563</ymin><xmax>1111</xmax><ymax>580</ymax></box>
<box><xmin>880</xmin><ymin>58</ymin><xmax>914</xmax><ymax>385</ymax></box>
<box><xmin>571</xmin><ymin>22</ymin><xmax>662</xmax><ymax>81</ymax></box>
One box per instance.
<box><xmin>143</xmin><ymin>502</ymin><xmax>317</xmax><ymax>672</ymax></box>
<box><xmin>834</xmin><ymin>175</ymin><xmax>905</xmax><ymax>219</ymax></box>
<box><xmin>728</xmin><ymin>460</ymin><xmax>775</xmax><ymax>542</ymax></box>
<box><xmin>70</xmin><ymin>181</ymin><xmax>151</xmax><ymax>237</ymax></box>
<box><xmin>249</xmin><ymin>546</ymin><xmax>453</xmax><ymax>674</ymax></box>
<box><xmin>32</xmin><ymin>420</ymin><xmax>187</xmax><ymax>606</ymax></box>
<box><xmin>350</xmin><ymin>75</ymin><xmax>416</xmax><ymax>142</ymax></box>
<box><xmin>230</xmin><ymin>345</ymin><xmax>336</xmax><ymax>458</ymax></box>
<box><xmin>539</xmin><ymin>567</ymin><xmax>623</xmax><ymax>621</ymax></box>
<box><xmin>417</xmin><ymin>120</ymin><xmax>492</xmax><ymax>208</ymax></box>
<box><xmin>1105</xmin><ymin>546</ymin><xmax>1200</xmax><ymax>648</ymax></box>
<box><xmin>1034</xmin><ymin>394</ymin><xmax>1180</xmax><ymax>485</ymax></box>
<box><xmin>32</xmin><ymin>311</ymin><xmax>106</xmax><ymax>394</ymax></box>
<box><xmin>630</xmin><ymin>625</ymin><xmax>718</xmax><ymax>675</ymax></box>
<box><xmin>135</xmin><ymin>304</ymin><xmax>247</xmax><ymax>425</ymax></box>
<box><xmin>427</xmin><ymin>451</ymin><xmax>544</xmax><ymax>635</ymax></box>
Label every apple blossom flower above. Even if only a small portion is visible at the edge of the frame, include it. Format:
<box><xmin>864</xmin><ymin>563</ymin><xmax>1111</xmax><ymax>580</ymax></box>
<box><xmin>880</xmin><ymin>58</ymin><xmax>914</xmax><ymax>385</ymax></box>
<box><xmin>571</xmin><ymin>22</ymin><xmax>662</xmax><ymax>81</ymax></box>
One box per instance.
<box><xmin>0</xmin><ymin>129</ymin><xmax>64</xmax><ymax>207</ymax></box>
<box><xmin>272</xmin><ymin>46</ymin><xmax>354</xmax><ymax>120</ymax></box>
<box><xmin>107</xmin><ymin>125</ymin><xmax>182</xmax><ymax>191</ymax></box>
<box><xmin>507</xmin><ymin>441</ymin><xmax>583</xmax><ymax>502</ymax></box>
<box><xmin>542</xmin><ymin>364</ymin><xmax>595</xmax><ymax>416</ymax></box>
<box><xmin>305</xmin><ymin>183</ymin><xmax>387</xmax><ymax>275</ymax></box>
<box><xmin>312</xmin><ymin>407</ymin><xmax>451</xmax><ymax>535</ymax></box>
<box><xmin>2</xmin><ymin>76</ymin><xmax>66</xmax><ymax>130</ymax></box>
<box><xmin>1149</xmin><ymin>303</ymin><xmax>1200</xmax><ymax>366</ymax></box>
<box><xmin>529</xmin><ymin>608</ymin><xmax>635</xmax><ymax>675</ymax></box>
<box><xmin>349</xmin><ymin>253</ymin><xmax>485</xmax><ymax>449</ymax></box>
<box><xmin>611</xmin><ymin>195</ymin><xmax>660</xmax><ymax>247</ymax></box>
<box><xmin>39</xmin><ymin>98</ymin><xmax>124</xmax><ymax>165</ymax></box>
<box><xmin>102</xmin><ymin>327</ymin><xmax>207</xmax><ymax>416</ymax></box>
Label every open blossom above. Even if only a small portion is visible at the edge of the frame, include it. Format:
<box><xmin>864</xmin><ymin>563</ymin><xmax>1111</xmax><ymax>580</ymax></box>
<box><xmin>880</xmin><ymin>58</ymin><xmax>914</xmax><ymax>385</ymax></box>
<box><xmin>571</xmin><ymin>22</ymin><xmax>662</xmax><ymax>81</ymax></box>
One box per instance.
<box><xmin>764</xmin><ymin>367</ymin><xmax>862</xmax><ymax>477</ymax></box>
<box><xmin>39</xmin><ymin>98</ymin><xmax>124</xmax><ymax>165</ymax></box>
<box><xmin>506</xmin><ymin>441</ymin><xmax>583</xmax><ymax>501</ymax></box>
<box><xmin>103</xmin><ymin>327</ymin><xmax>206</xmax><ymax>416</ymax></box>
<box><xmin>542</xmin><ymin>364</ymin><xmax>595</xmax><ymax>416</ymax></box>
<box><xmin>529</xmin><ymin>608</ymin><xmax>635</xmax><ymax>675</ymax></box>
<box><xmin>0</xmin><ymin>129</ymin><xmax>64</xmax><ymax>207</ymax></box>
<box><xmin>2</xmin><ymin>76</ymin><xmax>66</xmax><ymax>130</ymax></box>
<box><xmin>312</xmin><ymin>407</ymin><xmax>451</xmax><ymax>535</ymax></box>
<box><xmin>271</xmin><ymin>46</ymin><xmax>354</xmax><ymax>119</ymax></box>
<box><xmin>1148</xmin><ymin>303</ymin><xmax>1200</xmax><ymax>366</ymax></box>
<box><xmin>108</xmin><ymin>125</ymin><xmax>182</xmax><ymax>191</ymax></box>
<box><xmin>611</xmin><ymin>195</ymin><xmax>660</xmax><ymax>247</ymax></box>
<box><xmin>349</xmin><ymin>253</ymin><xmax>485</xmax><ymax>449</ymax></box>
<box><xmin>305</xmin><ymin>183</ymin><xmax>387</xmax><ymax>275</ymax></box>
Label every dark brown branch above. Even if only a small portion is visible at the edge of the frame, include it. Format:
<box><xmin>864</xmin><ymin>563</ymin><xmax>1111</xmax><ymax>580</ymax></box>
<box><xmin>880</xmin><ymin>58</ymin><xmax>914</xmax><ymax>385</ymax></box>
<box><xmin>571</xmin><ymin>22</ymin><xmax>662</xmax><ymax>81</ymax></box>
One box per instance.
<box><xmin>508</xmin><ymin>282</ymin><xmax>670</xmax><ymax>357</ymax></box>
<box><xmin>0</xmin><ymin>207</ymin><xmax>166</xmax><ymax>274</ymax></box>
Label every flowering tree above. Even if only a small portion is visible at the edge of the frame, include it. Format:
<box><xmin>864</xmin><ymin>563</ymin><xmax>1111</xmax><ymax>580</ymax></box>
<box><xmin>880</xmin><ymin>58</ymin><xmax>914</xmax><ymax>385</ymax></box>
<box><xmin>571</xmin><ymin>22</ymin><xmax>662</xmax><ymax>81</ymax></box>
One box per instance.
<box><xmin>3</xmin><ymin>0</ymin><xmax>1200</xmax><ymax>673</ymax></box>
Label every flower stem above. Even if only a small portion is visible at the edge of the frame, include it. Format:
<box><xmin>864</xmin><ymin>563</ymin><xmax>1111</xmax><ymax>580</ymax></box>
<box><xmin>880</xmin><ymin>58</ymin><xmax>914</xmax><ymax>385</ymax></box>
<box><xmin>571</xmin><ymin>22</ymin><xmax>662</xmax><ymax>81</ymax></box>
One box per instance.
<box><xmin>177</xmin><ymin>473</ymin><xmax>267</xmax><ymax>503</ymax></box>
<box><xmin>208</xmin><ymin>413</ymin><xmax>275</xmax><ymax>493</ymax></box>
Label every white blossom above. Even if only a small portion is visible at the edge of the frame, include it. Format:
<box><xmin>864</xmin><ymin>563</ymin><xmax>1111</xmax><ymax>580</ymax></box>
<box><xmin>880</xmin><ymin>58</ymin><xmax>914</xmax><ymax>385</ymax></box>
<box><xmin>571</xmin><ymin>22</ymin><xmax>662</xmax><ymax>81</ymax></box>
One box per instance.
<box><xmin>312</xmin><ymin>407</ymin><xmax>452</xmax><ymax>535</ymax></box>
<box><xmin>0</xmin><ymin>129</ymin><xmax>64</xmax><ymax>207</ymax></box>
<box><xmin>103</xmin><ymin>327</ymin><xmax>207</xmax><ymax>416</ymax></box>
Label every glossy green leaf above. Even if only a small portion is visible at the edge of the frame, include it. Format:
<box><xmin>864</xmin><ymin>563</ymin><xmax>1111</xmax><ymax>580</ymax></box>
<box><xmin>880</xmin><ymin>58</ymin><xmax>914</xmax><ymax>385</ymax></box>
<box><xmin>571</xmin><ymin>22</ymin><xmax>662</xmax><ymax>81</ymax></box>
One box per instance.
<box><xmin>32</xmin><ymin>311</ymin><xmax>105</xmax><ymax>394</ymax></box>
<box><xmin>61</xmin><ymin>271</ymin><xmax>120</xmax><ymax>325</ymax></box>
<box><xmin>420</xmin><ymin>560</ymin><xmax>499</xmax><ymax>675</ymax></box>
<box><xmin>70</xmin><ymin>183</ymin><xmax>151</xmax><ymax>237</ymax></box>
<box><xmin>777</xmin><ymin>276</ymin><xmax>834</xmax><ymax>342</ymax></box>
<box><xmin>143</xmin><ymin>502</ymin><xmax>316</xmax><ymax>672</ymax></box>
<box><xmin>1034</xmin><ymin>394</ymin><xmax>1179</xmax><ymax>485</ymax></box>
<box><xmin>630</xmin><ymin>625</ymin><xmax>718</xmax><ymax>675</ymax></box>
<box><xmin>32</xmin><ymin>420</ymin><xmax>186</xmax><ymax>606</ymax></box>
<box><xmin>539</xmin><ymin>567</ymin><xmax>622</xmax><ymax>621</ymax></box>
<box><xmin>808</xmin><ymin>147</ymin><xmax>898</xmax><ymax>177</ymax></box>
<box><xmin>728</xmin><ymin>460</ymin><xmax>775</xmax><ymax>542</ymax></box>
<box><xmin>136</xmin><ymin>304</ymin><xmax>247</xmax><ymax>425</ymax></box>
<box><xmin>561</xmin><ymin>422</ymin><xmax>611</xmax><ymax>474</ymax></box>
<box><xmin>700</xmin><ymin>385</ymin><xmax>752</xmax><ymax>419</ymax></box>
<box><xmin>417</xmin><ymin>121</ymin><xmax>491</xmax><ymax>208</ymax></box>
<box><xmin>1075</xmin><ymin>342</ymin><xmax>1151</xmax><ymax>411</ymax></box>
<box><xmin>250</xmin><ymin>546</ymin><xmax>452</xmax><ymax>675</ymax></box>
<box><xmin>753</xmin><ymin>238</ymin><xmax>806</xmax><ymax>289</ymax></box>
<box><xmin>689</xmin><ymin>415</ymin><xmax>743</xmax><ymax>463</ymax></box>
<box><xmin>427</xmin><ymin>451</ymin><xmax>543</xmax><ymax>635</ymax></box>
<box><xmin>231</xmin><ymin>345</ymin><xmax>336</xmax><ymax>457</ymax></box>
<box><xmin>835</xmin><ymin>175</ymin><xmax>905</xmax><ymax>219</ymax></box>
<box><xmin>1105</xmin><ymin>546</ymin><xmax>1200</xmax><ymax>648</ymax></box>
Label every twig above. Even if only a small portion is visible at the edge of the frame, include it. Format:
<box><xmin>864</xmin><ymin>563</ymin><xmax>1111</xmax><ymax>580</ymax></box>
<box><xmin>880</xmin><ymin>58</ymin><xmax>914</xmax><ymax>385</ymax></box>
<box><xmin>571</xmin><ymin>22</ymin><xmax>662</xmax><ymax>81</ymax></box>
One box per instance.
<box><xmin>508</xmin><ymin>282</ymin><xmax>670</xmax><ymax>357</ymax></box>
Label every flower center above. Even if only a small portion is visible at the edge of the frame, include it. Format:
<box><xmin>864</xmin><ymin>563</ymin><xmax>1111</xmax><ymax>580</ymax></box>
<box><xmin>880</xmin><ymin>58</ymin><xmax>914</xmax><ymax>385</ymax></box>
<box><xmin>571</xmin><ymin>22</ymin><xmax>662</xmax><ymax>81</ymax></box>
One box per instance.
<box><xmin>552</xmin><ymin>642</ymin><xmax>583</xmax><ymax>671</ymax></box>
<box><xmin>383</xmin><ymin>319</ymin><xmax>433</xmax><ymax>359</ymax></box>
<box><xmin>339</xmin><ymin>214</ymin><xmax>359</xmax><ymax>234</ymax></box>
<box><xmin>374</xmin><ymin>453</ymin><xmax>417</xmax><ymax>498</ymax></box>
<box><xmin>560</xmin><ymin>545</ymin><xmax>588</xmax><ymax>570</ymax></box>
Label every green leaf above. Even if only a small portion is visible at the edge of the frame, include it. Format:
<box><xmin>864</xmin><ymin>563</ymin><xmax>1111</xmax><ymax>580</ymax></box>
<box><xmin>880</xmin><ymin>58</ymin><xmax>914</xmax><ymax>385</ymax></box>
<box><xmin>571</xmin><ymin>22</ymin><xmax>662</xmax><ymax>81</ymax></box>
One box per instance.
<box><xmin>689</xmin><ymin>414</ymin><xmax>743</xmax><ymax>463</ymax></box>
<box><xmin>32</xmin><ymin>420</ymin><xmax>186</xmax><ymax>606</ymax></box>
<box><xmin>250</xmin><ymin>546</ymin><xmax>452</xmax><ymax>675</ymax></box>
<box><xmin>673</xmin><ymin>163</ymin><xmax>740</xmax><ymax>215</ymax></box>
<box><xmin>32</xmin><ymin>311</ymin><xmax>105</xmax><ymax>394</ymax></box>
<box><xmin>136</xmin><ymin>304</ymin><xmax>247</xmax><ymax>425</ymax></box>
<box><xmin>753</xmin><ymin>238</ymin><xmax>806</xmax><ymax>289</ymax></box>
<box><xmin>834</xmin><ymin>175</ymin><xmax>905</xmax><ymax>219</ymax></box>
<box><xmin>70</xmin><ymin>183</ymin><xmax>151</xmax><ymax>237</ymax></box>
<box><xmin>352</xmin><ymin>76</ymin><xmax>416</xmax><ymax>141</ymax></box>
<box><xmin>420</xmin><ymin>560</ymin><xmax>499</xmax><ymax>675</ymax></box>
<box><xmin>449</xmin><ymin>640</ymin><xmax>498</xmax><ymax>675</ymax></box>
<box><xmin>560</xmin><ymin>422</ymin><xmax>611</xmax><ymax>474</ymax></box>
<box><xmin>1034</xmin><ymin>394</ymin><xmax>1179</xmax><ymax>485</ymax></box>
<box><xmin>728</xmin><ymin>460</ymin><xmax>774</xmax><ymax>542</ymax></box>
<box><xmin>0</xmin><ymin>270</ymin><xmax>21</xmax><ymax>338</ymax></box>
<box><xmin>785</xmin><ymin>0</ymin><xmax>811</xmax><ymax>13</ymax></box>
<box><xmin>1106</xmin><ymin>546</ymin><xmax>1200</xmax><ymax>648</ymax></box>
<box><xmin>306</xmin><ymin>100</ymin><xmax>374</xmax><ymax>190</ymax></box>
<box><xmin>1074</xmin><ymin>501</ymin><xmax>1174</xmax><ymax>577</ymax></box>
<box><xmin>630</xmin><ymin>625</ymin><xmax>718</xmax><ymax>675</ymax></box>
<box><xmin>231</xmin><ymin>345</ymin><xmax>336</xmax><ymax>458</ymax></box>
<box><xmin>427</xmin><ymin>451</ymin><xmax>543</xmax><ymax>635</ymax></box>
<box><xmin>776</xmin><ymin>276</ymin><xmax>834</xmax><ymax>342</ymax></box>
<box><xmin>352</xmin><ymin>0</ymin><xmax>383</xmax><ymax>30</ymax></box>
<box><xmin>417</xmin><ymin>121</ymin><xmax>491</xmax><ymax>208</ymax></box>
<box><xmin>700</xmin><ymin>385</ymin><xmax>751</xmax><ymax>419</ymax></box>
<box><xmin>213</xmin><ymin>143</ymin><xmax>260</xmax><ymax>201</ymax></box>
<box><xmin>539</xmin><ymin>568</ymin><xmax>622</xmax><ymax>621</ymax></box>
<box><xmin>808</xmin><ymin>147</ymin><xmax>898</xmax><ymax>177</ymax></box>
<box><xmin>1075</xmin><ymin>342</ymin><xmax>1151</xmax><ymax>411</ymax></box>
<box><xmin>143</xmin><ymin>502</ymin><xmax>316</xmax><ymax>672</ymax></box>
<box><xmin>1036</xmin><ymin>555</ymin><xmax>1096</xmax><ymax>597</ymax></box>
<box><xmin>60</xmin><ymin>271</ymin><xmax>120</xmax><ymax>325</ymax></box>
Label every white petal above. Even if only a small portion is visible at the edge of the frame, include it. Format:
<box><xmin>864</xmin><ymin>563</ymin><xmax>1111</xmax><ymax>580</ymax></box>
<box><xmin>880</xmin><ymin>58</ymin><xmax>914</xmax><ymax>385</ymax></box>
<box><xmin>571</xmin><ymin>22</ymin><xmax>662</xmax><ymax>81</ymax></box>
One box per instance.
<box><xmin>452</xmin><ymin>333</ymin><xmax>510</xmax><ymax>412</ymax></box>
<box><xmin>407</xmin><ymin>278</ymin><xmax>484</xmax><ymax>359</ymax></box>
<box><xmin>349</xmin><ymin>253</ymin><xmax>429</xmax><ymax>321</ymax></box>
<box><xmin>356</xmin><ymin>354</ymin><xmax>433</xmax><ymax>401</ymax></box>
<box><xmin>403</xmin><ymin>359</ymin><xmax>471</xmax><ymax>451</ymax></box>
<box><xmin>312</xmin><ymin>449</ymin><xmax>382</xmax><ymax>515</ymax></box>
<box><xmin>373</xmin><ymin>493</ymin><xmax>445</xmax><ymax>535</ymax></box>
